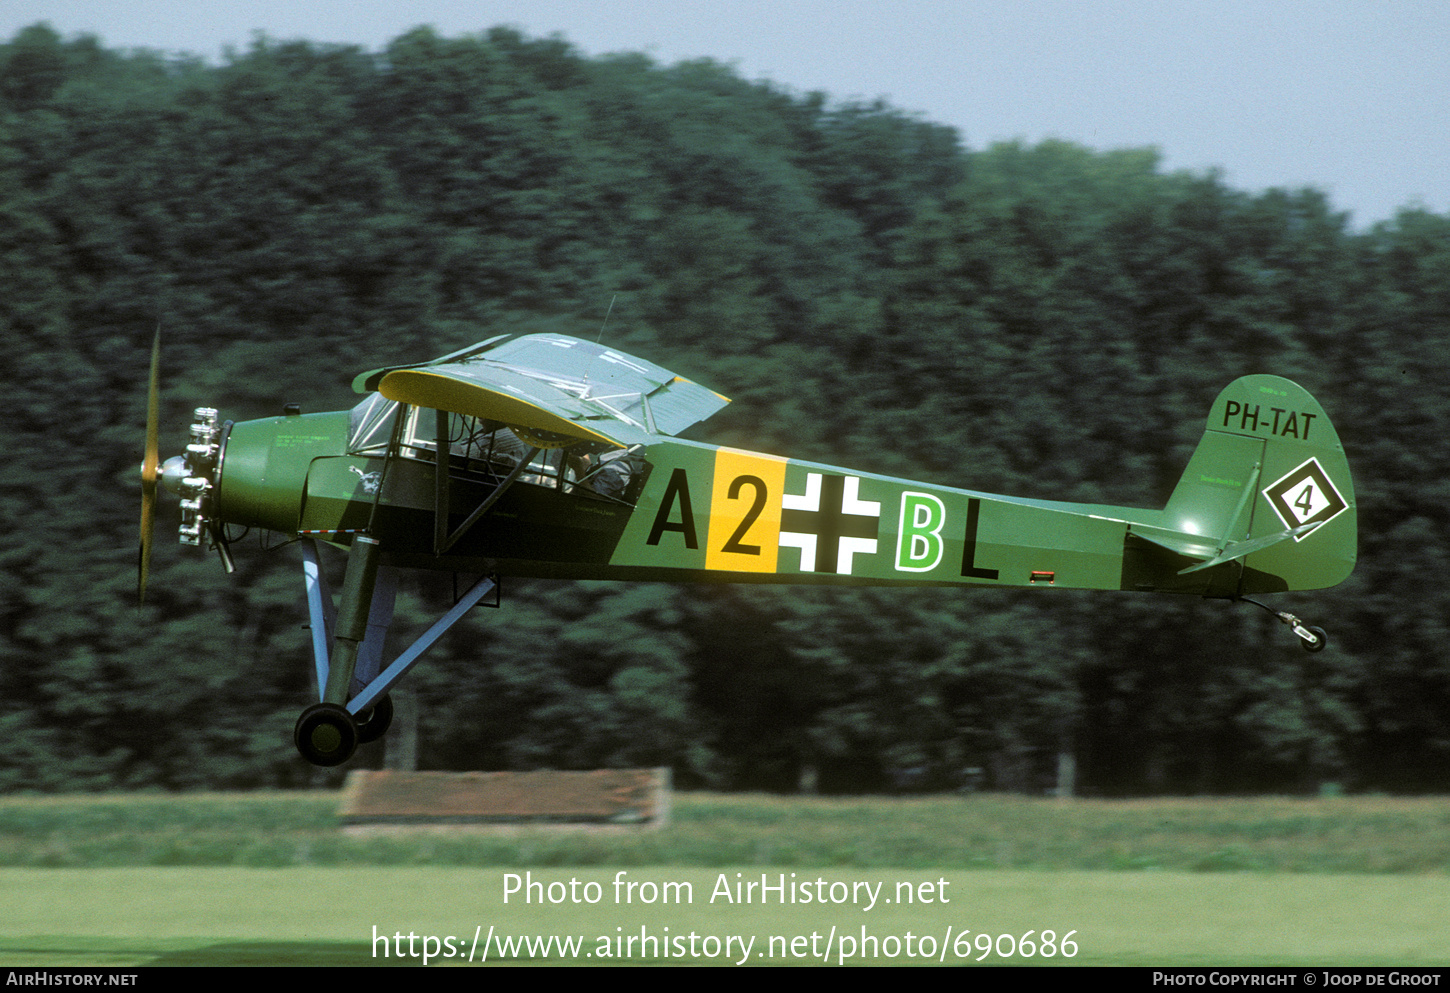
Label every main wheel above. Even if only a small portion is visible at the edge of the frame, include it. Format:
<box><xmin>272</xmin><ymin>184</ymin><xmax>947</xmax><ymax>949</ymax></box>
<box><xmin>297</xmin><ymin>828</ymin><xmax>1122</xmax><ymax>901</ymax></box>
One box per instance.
<box><xmin>294</xmin><ymin>703</ymin><xmax>359</xmax><ymax>766</ymax></box>
<box><xmin>1300</xmin><ymin>626</ymin><xmax>1328</xmax><ymax>653</ymax></box>
<box><xmin>355</xmin><ymin>694</ymin><xmax>394</xmax><ymax>744</ymax></box>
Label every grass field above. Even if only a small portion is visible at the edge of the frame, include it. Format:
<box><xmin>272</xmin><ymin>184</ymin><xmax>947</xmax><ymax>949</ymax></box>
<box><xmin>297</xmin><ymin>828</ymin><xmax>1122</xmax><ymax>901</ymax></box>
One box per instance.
<box><xmin>0</xmin><ymin>792</ymin><xmax>1446</xmax><ymax>966</ymax></box>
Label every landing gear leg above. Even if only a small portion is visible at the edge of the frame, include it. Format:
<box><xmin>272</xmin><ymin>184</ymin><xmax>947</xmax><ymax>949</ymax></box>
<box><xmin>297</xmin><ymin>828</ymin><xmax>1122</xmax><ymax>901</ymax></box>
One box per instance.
<box><xmin>1241</xmin><ymin>596</ymin><xmax>1328</xmax><ymax>652</ymax></box>
<box><xmin>323</xmin><ymin>535</ymin><xmax>383</xmax><ymax>706</ymax></box>
<box><xmin>293</xmin><ymin>535</ymin><xmax>382</xmax><ymax>767</ymax></box>
<box><xmin>294</xmin><ymin>538</ymin><xmax>499</xmax><ymax>766</ymax></box>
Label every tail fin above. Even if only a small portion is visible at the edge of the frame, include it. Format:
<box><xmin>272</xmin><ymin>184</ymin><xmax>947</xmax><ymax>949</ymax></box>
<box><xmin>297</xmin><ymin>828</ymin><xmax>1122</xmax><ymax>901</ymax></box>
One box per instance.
<box><xmin>1150</xmin><ymin>375</ymin><xmax>1356</xmax><ymax>593</ymax></box>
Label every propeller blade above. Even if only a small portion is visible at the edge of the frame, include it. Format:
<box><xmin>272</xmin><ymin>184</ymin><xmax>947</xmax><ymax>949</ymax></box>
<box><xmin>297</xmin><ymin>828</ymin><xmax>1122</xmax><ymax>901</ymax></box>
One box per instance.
<box><xmin>138</xmin><ymin>330</ymin><xmax>160</xmax><ymax>605</ymax></box>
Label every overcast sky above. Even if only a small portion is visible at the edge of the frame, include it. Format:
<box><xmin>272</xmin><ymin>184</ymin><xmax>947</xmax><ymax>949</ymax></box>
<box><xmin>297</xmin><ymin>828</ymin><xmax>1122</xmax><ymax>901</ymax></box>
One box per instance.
<box><xmin>4</xmin><ymin>1</ymin><xmax>1447</xmax><ymax>228</ymax></box>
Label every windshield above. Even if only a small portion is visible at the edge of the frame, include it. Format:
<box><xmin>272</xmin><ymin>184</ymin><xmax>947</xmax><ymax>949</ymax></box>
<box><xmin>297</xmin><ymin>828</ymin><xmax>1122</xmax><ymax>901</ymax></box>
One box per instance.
<box><xmin>346</xmin><ymin>393</ymin><xmax>400</xmax><ymax>454</ymax></box>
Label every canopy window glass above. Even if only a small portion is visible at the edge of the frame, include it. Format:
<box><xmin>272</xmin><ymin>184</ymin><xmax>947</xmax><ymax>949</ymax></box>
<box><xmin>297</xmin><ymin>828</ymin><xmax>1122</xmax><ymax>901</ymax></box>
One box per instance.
<box><xmin>345</xmin><ymin>395</ymin><xmax>640</xmax><ymax>500</ymax></box>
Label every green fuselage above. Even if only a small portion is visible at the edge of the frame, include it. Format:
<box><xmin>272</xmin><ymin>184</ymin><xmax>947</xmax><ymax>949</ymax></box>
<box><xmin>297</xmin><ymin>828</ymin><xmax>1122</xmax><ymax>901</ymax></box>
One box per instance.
<box><xmin>210</xmin><ymin>390</ymin><xmax>1353</xmax><ymax>597</ymax></box>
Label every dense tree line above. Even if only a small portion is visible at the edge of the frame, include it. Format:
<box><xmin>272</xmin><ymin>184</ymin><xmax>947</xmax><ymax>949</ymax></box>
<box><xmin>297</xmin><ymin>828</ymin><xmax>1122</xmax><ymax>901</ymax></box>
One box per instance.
<box><xmin>0</xmin><ymin>23</ymin><xmax>1445</xmax><ymax>793</ymax></box>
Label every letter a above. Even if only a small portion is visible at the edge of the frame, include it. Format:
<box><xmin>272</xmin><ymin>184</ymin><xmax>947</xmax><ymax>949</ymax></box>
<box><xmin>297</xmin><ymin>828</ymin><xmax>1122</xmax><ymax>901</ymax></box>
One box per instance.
<box><xmin>647</xmin><ymin>468</ymin><xmax>699</xmax><ymax>548</ymax></box>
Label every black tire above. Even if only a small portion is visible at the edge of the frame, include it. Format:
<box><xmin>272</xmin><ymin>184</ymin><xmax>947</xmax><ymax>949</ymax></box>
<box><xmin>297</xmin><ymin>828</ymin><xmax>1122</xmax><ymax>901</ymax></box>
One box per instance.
<box><xmin>355</xmin><ymin>694</ymin><xmax>394</xmax><ymax>744</ymax></box>
<box><xmin>1301</xmin><ymin>626</ymin><xmax>1328</xmax><ymax>653</ymax></box>
<box><xmin>294</xmin><ymin>702</ymin><xmax>359</xmax><ymax>766</ymax></box>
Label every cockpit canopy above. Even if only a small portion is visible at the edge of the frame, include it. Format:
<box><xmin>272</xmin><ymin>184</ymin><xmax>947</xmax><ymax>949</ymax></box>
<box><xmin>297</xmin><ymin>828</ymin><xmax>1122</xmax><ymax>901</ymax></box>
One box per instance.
<box><xmin>346</xmin><ymin>394</ymin><xmax>643</xmax><ymax>503</ymax></box>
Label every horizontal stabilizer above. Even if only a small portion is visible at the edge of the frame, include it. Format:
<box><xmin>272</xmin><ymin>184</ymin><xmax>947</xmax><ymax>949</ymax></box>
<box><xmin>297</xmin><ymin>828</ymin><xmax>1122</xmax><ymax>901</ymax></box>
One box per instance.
<box><xmin>1128</xmin><ymin>526</ymin><xmax>1220</xmax><ymax>562</ymax></box>
<box><xmin>1177</xmin><ymin>524</ymin><xmax>1316</xmax><ymax>574</ymax></box>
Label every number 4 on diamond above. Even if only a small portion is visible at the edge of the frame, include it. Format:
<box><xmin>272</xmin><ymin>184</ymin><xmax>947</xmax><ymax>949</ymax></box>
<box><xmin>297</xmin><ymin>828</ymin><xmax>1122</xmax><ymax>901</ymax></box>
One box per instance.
<box><xmin>1293</xmin><ymin>480</ymin><xmax>1328</xmax><ymax>519</ymax></box>
<box><xmin>1262</xmin><ymin>458</ymin><xmax>1349</xmax><ymax>540</ymax></box>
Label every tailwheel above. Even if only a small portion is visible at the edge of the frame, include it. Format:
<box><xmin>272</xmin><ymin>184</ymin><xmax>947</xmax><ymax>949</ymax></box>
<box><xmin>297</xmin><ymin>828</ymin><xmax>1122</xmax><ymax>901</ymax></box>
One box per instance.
<box><xmin>1240</xmin><ymin>596</ymin><xmax>1328</xmax><ymax>653</ymax></box>
<box><xmin>1299</xmin><ymin>625</ymin><xmax>1328</xmax><ymax>653</ymax></box>
<box><xmin>294</xmin><ymin>702</ymin><xmax>359</xmax><ymax>766</ymax></box>
<box><xmin>355</xmin><ymin>694</ymin><xmax>394</xmax><ymax>744</ymax></box>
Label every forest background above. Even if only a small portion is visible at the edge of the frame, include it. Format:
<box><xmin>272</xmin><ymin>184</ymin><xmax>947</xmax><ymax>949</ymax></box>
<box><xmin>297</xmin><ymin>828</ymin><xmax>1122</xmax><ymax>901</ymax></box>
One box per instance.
<box><xmin>1</xmin><ymin>23</ymin><xmax>1446</xmax><ymax>795</ymax></box>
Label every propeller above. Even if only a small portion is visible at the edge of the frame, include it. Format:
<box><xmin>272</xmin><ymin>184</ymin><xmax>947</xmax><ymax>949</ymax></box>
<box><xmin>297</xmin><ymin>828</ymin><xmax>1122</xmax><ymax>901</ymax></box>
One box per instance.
<box><xmin>138</xmin><ymin>330</ymin><xmax>160</xmax><ymax>605</ymax></box>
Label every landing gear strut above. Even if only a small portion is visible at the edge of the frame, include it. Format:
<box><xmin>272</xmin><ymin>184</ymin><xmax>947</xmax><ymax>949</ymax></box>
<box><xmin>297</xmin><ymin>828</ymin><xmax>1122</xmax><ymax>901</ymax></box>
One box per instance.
<box><xmin>1241</xmin><ymin>596</ymin><xmax>1328</xmax><ymax>652</ymax></box>
<box><xmin>294</xmin><ymin>538</ymin><xmax>498</xmax><ymax>766</ymax></box>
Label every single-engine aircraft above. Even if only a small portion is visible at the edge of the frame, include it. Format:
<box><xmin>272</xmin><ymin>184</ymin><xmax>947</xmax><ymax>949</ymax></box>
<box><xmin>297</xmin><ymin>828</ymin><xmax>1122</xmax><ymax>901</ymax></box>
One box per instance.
<box><xmin>138</xmin><ymin>332</ymin><xmax>1356</xmax><ymax>766</ymax></box>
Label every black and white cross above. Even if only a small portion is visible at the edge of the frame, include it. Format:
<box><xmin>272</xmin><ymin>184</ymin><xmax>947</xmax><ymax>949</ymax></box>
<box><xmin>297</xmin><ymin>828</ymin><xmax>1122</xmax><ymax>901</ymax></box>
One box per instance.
<box><xmin>779</xmin><ymin>472</ymin><xmax>880</xmax><ymax>574</ymax></box>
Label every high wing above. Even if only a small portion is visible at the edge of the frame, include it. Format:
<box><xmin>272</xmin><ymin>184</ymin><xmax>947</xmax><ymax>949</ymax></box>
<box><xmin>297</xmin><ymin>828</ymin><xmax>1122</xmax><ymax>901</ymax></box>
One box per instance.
<box><xmin>352</xmin><ymin>333</ymin><xmax>730</xmax><ymax>448</ymax></box>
